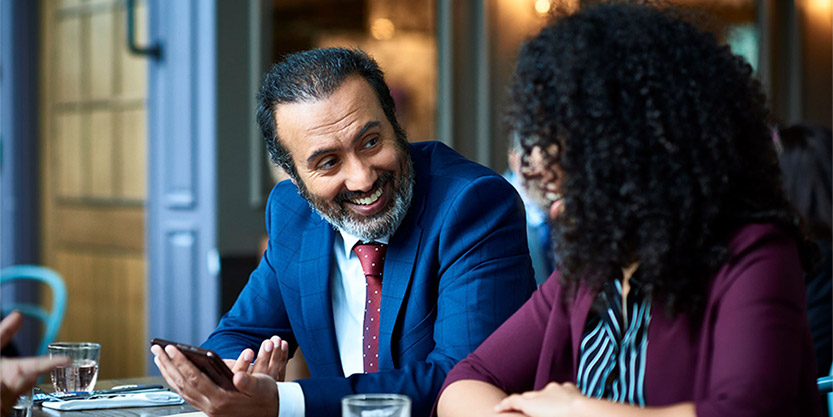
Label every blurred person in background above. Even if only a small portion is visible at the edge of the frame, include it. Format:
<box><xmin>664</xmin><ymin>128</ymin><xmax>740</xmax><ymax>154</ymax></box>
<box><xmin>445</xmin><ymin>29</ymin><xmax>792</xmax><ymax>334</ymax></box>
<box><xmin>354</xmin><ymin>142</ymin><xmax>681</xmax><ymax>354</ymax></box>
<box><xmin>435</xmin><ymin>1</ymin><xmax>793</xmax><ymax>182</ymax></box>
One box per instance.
<box><xmin>437</xmin><ymin>2</ymin><xmax>821</xmax><ymax>416</ymax></box>
<box><xmin>506</xmin><ymin>133</ymin><xmax>555</xmax><ymax>286</ymax></box>
<box><xmin>777</xmin><ymin>123</ymin><xmax>832</xmax><ymax>378</ymax></box>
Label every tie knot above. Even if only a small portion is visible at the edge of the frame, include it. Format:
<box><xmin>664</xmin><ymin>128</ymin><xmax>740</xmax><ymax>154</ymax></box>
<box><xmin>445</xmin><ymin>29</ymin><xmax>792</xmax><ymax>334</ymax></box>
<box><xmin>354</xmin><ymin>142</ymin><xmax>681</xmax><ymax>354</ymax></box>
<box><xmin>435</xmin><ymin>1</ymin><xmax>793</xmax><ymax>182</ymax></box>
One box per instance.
<box><xmin>353</xmin><ymin>242</ymin><xmax>387</xmax><ymax>278</ymax></box>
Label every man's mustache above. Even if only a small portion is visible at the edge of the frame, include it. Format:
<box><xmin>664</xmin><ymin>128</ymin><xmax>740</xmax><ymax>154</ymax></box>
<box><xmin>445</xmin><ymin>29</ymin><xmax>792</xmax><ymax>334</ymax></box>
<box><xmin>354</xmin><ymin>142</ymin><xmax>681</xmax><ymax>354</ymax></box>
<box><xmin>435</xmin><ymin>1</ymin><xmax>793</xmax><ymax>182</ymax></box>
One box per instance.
<box><xmin>334</xmin><ymin>171</ymin><xmax>394</xmax><ymax>205</ymax></box>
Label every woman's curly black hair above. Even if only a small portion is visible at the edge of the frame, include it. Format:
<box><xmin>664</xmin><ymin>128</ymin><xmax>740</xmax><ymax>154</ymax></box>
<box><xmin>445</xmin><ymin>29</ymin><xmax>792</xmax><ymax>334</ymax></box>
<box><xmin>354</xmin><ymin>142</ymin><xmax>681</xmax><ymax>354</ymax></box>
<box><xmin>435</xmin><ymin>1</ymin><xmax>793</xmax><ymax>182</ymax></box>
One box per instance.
<box><xmin>507</xmin><ymin>1</ymin><xmax>814</xmax><ymax>315</ymax></box>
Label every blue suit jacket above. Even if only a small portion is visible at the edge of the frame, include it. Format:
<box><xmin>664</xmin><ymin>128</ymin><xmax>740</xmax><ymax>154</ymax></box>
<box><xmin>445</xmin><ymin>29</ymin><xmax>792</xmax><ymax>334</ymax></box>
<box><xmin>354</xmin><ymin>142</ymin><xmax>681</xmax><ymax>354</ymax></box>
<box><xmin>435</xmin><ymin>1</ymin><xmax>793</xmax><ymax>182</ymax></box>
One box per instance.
<box><xmin>202</xmin><ymin>142</ymin><xmax>536</xmax><ymax>416</ymax></box>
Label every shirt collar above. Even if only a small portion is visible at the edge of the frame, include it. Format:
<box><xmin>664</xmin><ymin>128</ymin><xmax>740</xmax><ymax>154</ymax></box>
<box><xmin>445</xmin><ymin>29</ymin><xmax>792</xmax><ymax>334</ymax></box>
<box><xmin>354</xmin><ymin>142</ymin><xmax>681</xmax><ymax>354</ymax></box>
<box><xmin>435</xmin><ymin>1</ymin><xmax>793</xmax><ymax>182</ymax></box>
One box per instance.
<box><xmin>338</xmin><ymin>230</ymin><xmax>390</xmax><ymax>259</ymax></box>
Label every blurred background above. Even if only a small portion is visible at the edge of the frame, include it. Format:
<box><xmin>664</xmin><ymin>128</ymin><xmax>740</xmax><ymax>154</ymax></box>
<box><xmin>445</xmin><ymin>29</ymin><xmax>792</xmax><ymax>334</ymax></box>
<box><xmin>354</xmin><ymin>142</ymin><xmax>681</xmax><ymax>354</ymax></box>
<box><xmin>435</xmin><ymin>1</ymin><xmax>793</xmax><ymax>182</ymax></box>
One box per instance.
<box><xmin>1</xmin><ymin>0</ymin><xmax>830</xmax><ymax>378</ymax></box>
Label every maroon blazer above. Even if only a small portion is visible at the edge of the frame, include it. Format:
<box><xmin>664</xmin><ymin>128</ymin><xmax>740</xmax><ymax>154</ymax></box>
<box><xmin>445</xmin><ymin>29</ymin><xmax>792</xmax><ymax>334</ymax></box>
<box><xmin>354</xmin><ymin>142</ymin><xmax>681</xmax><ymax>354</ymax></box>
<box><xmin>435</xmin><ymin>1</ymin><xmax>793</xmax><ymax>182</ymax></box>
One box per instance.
<box><xmin>440</xmin><ymin>223</ymin><xmax>821</xmax><ymax>416</ymax></box>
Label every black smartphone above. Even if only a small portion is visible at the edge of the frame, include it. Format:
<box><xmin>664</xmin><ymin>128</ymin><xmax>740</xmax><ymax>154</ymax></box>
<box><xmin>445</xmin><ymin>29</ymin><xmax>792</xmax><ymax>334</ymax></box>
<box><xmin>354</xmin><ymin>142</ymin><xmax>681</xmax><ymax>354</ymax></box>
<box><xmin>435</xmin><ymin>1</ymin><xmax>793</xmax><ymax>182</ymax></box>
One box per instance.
<box><xmin>150</xmin><ymin>338</ymin><xmax>237</xmax><ymax>391</ymax></box>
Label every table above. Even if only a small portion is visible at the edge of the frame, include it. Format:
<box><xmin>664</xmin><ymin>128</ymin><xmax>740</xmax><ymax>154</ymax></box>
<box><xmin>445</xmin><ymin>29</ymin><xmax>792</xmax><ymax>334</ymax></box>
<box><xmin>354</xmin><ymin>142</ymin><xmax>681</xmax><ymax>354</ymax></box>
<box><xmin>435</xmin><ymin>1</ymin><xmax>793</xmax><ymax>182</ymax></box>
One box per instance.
<box><xmin>32</xmin><ymin>376</ymin><xmax>199</xmax><ymax>417</ymax></box>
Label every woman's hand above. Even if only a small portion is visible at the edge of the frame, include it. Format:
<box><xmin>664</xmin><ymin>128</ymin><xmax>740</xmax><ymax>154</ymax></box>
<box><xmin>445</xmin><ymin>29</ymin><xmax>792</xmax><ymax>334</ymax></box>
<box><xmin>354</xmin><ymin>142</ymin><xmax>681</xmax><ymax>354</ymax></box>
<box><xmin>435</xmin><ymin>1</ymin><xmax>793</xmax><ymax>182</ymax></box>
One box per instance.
<box><xmin>494</xmin><ymin>383</ymin><xmax>696</xmax><ymax>417</ymax></box>
<box><xmin>494</xmin><ymin>382</ymin><xmax>583</xmax><ymax>417</ymax></box>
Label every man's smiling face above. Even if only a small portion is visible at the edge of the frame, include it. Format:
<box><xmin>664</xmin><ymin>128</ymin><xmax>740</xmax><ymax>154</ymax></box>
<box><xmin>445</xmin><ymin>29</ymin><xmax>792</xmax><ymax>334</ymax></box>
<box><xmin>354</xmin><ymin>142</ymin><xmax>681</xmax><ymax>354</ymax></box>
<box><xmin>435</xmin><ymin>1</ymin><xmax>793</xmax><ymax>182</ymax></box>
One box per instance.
<box><xmin>274</xmin><ymin>75</ymin><xmax>413</xmax><ymax>241</ymax></box>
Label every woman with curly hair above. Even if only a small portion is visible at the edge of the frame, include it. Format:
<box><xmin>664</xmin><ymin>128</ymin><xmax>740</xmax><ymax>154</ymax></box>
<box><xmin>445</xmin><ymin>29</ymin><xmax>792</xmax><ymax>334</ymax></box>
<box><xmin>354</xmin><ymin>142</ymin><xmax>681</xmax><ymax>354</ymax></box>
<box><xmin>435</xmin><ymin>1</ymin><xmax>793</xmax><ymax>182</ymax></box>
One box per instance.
<box><xmin>436</xmin><ymin>2</ymin><xmax>821</xmax><ymax>416</ymax></box>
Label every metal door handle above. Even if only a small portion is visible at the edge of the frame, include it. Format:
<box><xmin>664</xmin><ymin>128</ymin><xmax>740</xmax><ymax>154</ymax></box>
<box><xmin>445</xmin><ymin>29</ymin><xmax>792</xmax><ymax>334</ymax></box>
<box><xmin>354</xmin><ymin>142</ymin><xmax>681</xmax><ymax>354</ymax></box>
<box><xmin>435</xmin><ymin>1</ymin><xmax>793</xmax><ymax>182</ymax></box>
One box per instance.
<box><xmin>126</xmin><ymin>0</ymin><xmax>161</xmax><ymax>58</ymax></box>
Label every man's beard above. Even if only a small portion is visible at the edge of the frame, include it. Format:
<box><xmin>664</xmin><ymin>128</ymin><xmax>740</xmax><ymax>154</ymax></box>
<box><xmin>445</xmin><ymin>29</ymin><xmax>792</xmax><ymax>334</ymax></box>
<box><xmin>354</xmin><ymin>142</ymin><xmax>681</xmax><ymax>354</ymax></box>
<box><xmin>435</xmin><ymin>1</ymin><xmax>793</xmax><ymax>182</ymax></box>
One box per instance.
<box><xmin>295</xmin><ymin>146</ymin><xmax>415</xmax><ymax>242</ymax></box>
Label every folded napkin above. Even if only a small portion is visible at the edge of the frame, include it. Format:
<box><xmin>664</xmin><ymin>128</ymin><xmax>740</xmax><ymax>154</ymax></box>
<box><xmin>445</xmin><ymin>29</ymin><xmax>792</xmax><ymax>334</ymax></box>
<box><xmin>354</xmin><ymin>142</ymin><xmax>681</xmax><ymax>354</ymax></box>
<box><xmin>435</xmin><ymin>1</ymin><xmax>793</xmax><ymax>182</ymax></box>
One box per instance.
<box><xmin>42</xmin><ymin>391</ymin><xmax>184</xmax><ymax>410</ymax></box>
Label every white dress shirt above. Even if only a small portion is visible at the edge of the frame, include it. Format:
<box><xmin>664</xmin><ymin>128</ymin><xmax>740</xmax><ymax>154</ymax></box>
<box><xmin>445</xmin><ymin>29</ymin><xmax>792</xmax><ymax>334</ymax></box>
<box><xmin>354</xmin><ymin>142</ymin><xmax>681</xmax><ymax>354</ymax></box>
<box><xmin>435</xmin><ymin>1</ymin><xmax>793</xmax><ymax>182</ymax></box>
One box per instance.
<box><xmin>276</xmin><ymin>230</ymin><xmax>390</xmax><ymax>417</ymax></box>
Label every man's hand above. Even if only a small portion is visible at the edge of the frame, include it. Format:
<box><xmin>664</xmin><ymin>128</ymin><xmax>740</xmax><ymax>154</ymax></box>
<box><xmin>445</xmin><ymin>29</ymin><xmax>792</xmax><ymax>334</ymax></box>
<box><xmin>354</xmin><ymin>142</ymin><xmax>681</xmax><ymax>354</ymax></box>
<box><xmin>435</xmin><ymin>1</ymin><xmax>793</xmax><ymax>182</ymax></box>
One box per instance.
<box><xmin>222</xmin><ymin>336</ymin><xmax>289</xmax><ymax>382</ymax></box>
<box><xmin>1</xmin><ymin>312</ymin><xmax>70</xmax><ymax>417</ymax></box>
<box><xmin>152</xmin><ymin>344</ymin><xmax>280</xmax><ymax>417</ymax></box>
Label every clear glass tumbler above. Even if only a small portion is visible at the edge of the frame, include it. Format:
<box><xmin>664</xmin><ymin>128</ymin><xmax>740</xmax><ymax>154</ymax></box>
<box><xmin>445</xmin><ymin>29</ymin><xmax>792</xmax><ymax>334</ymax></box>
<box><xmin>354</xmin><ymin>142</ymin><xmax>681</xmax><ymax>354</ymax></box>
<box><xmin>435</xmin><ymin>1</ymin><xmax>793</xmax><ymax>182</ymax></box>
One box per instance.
<box><xmin>47</xmin><ymin>342</ymin><xmax>101</xmax><ymax>393</ymax></box>
<box><xmin>342</xmin><ymin>393</ymin><xmax>411</xmax><ymax>417</ymax></box>
<box><xmin>10</xmin><ymin>388</ymin><xmax>32</xmax><ymax>417</ymax></box>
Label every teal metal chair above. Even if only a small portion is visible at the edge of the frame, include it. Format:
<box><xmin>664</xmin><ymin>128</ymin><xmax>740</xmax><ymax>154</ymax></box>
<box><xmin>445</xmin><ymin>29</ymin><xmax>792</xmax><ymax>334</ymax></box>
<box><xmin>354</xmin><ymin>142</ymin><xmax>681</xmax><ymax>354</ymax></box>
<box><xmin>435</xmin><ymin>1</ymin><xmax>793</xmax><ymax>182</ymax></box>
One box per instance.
<box><xmin>821</xmin><ymin>364</ymin><xmax>833</xmax><ymax>417</ymax></box>
<box><xmin>0</xmin><ymin>265</ymin><xmax>67</xmax><ymax>355</ymax></box>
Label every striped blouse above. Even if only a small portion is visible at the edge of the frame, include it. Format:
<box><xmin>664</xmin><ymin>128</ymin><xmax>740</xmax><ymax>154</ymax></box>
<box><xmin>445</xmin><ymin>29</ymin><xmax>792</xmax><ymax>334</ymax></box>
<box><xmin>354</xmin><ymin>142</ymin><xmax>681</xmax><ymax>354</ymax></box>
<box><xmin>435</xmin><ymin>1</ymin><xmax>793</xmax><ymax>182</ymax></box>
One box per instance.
<box><xmin>576</xmin><ymin>278</ymin><xmax>652</xmax><ymax>406</ymax></box>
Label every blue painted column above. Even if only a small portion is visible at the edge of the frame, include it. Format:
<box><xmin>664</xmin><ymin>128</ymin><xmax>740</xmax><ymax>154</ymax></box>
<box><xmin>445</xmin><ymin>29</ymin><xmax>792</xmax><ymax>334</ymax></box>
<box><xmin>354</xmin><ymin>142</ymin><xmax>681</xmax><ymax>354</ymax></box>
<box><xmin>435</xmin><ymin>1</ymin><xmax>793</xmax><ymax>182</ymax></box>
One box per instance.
<box><xmin>146</xmin><ymin>0</ymin><xmax>219</xmax><ymax>374</ymax></box>
<box><xmin>0</xmin><ymin>0</ymin><xmax>41</xmax><ymax>355</ymax></box>
<box><xmin>0</xmin><ymin>0</ymin><xmax>40</xmax><ymax>269</ymax></box>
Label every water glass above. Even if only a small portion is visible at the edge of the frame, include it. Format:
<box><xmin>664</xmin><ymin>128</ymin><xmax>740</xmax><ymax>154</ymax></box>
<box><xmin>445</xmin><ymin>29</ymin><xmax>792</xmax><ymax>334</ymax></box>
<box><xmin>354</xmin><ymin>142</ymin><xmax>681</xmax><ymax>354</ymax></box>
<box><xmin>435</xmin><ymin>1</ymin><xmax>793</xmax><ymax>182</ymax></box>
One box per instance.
<box><xmin>10</xmin><ymin>389</ymin><xmax>32</xmax><ymax>417</ymax></box>
<box><xmin>47</xmin><ymin>342</ymin><xmax>101</xmax><ymax>393</ymax></box>
<box><xmin>342</xmin><ymin>394</ymin><xmax>410</xmax><ymax>417</ymax></box>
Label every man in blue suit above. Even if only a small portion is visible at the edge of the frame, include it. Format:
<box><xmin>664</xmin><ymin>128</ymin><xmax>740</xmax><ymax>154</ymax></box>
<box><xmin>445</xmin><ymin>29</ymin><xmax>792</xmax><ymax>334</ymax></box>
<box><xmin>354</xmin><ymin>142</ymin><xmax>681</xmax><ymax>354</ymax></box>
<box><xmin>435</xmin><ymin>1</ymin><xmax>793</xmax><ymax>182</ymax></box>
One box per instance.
<box><xmin>152</xmin><ymin>48</ymin><xmax>536</xmax><ymax>417</ymax></box>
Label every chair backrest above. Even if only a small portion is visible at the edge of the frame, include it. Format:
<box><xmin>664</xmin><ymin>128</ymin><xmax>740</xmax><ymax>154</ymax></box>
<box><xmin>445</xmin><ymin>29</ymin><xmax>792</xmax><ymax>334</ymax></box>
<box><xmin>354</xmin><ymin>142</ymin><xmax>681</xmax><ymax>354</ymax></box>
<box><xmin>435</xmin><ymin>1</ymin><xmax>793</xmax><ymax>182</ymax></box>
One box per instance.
<box><xmin>0</xmin><ymin>265</ymin><xmax>67</xmax><ymax>355</ymax></box>
<box><xmin>820</xmin><ymin>364</ymin><xmax>833</xmax><ymax>417</ymax></box>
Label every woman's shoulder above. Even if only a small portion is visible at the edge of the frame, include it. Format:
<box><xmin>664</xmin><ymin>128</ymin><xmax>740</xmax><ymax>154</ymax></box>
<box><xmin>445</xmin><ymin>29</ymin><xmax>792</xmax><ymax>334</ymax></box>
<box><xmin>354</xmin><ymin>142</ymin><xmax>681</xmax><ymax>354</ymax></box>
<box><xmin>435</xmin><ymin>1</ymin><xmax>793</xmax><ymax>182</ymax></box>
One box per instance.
<box><xmin>708</xmin><ymin>223</ymin><xmax>803</xmax><ymax>299</ymax></box>
<box><xmin>537</xmin><ymin>270</ymin><xmax>598</xmax><ymax>313</ymax></box>
<box><xmin>725</xmin><ymin>223</ymin><xmax>795</xmax><ymax>257</ymax></box>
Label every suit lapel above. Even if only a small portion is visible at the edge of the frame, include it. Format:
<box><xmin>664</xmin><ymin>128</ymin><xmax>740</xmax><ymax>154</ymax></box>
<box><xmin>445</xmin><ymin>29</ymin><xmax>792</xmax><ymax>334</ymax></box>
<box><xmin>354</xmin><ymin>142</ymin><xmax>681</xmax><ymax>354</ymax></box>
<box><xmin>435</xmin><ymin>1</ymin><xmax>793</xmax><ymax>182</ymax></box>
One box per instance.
<box><xmin>377</xmin><ymin>143</ymin><xmax>430</xmax><ymax>370</ymax></box>
<box><xmin>298</xmin><ymin>220</ymin><xmax>343</xmax><ymax>375</ymax></box>
<box><xmin>377</xmin><ymin>144</ymin><xmax>430</xmax><ymax>370</ymax></box>
<box><xmin>378</xmin><ymin>221</ymin><xmax>422</xmax><ymax>370</ymax></box>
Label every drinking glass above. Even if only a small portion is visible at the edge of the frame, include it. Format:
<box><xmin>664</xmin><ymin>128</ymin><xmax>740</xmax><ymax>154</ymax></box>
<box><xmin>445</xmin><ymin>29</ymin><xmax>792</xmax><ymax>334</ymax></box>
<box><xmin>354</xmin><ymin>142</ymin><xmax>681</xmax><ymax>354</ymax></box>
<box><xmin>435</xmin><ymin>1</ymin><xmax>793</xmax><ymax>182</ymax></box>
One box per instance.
<box><xmin>10</xmin><ymin>389</ymin><xmax>32</xmax><ymax>417</ymax></box>
<box><xmin>47</xmin><ymin>342</ymin><xmax>101</xmax><ymax>393</ymax></box>
<box><xmin>342</xmin><ymin>394</ymin><xmax>410</xmax><ymax>417</ymax></box>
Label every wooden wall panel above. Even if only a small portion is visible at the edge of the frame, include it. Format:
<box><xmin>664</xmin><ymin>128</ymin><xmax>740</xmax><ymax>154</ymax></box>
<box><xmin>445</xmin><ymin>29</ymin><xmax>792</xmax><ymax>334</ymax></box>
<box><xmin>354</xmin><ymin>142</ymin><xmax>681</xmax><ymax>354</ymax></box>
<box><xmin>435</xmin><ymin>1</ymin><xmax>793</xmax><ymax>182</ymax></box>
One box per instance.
<box><xmin>55</xmin><ymin>113</ymin><xmax>84</xmax><ymax>199</ymax></box>
<box><xmin>55</xmin><ymin>206</ymin><xmax>144</xmax><ymax>252</ymax></box>
<box><xmin>55</xmin><ymin>252</ymin><xmax>92</xmax><ymax>341</ymax></box>
<box><xmin>58</xmin><ymin>0</ymin><xmax>83</xmax><ymax>9</ymax></box>
<box><xmin>119</xmin><ymin>109</ymin><xmax>147</xmax><ymax>200</ymax></box>
<box><xmin>89</xmin><ymin>10</ymin><xmax>114</xmax><ymax>101</ymax></box>
<box><xmin>118</xmin><ymin>3</ymin><xmax>147</xmax><ymax>99</ymax></box>
<box><xmin>55</xmin><ymin>250</ymin><xmax>146</xmax><ymax>379</ymax></box>
<box><xmin>124</xmin><ymin>257</ymin><xmax>147</xmax><ymax>377</ymax></box>
<box><xmin>89</xmin><ymin>110</ymin><xmax>115</xmax><ymax>199</ymax></box>
<box><xmin>41</xmin><ymin>0</ymin><xmax>148</xmax><ymax>378</ymax></box>
<box><xmin>56</xmin><ymin>17</ymin><xmax>82</xmax><ymax>104</ymax></box>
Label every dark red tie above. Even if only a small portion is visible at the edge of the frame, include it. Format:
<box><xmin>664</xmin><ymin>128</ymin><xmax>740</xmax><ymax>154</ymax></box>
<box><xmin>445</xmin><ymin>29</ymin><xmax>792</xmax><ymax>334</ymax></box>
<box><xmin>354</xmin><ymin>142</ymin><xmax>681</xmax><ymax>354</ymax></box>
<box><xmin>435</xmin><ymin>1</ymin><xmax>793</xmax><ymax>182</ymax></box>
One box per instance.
<box><xmin>352</xmin><ymin>242</ymin><xmax>387</xmax><ymax>373</ymax></box>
